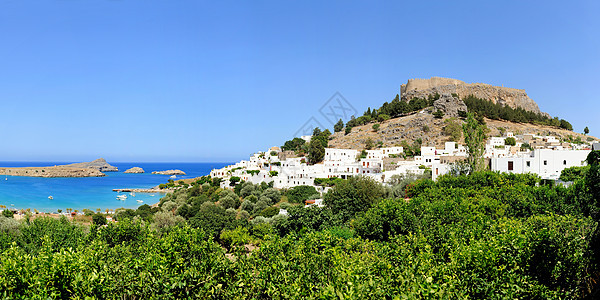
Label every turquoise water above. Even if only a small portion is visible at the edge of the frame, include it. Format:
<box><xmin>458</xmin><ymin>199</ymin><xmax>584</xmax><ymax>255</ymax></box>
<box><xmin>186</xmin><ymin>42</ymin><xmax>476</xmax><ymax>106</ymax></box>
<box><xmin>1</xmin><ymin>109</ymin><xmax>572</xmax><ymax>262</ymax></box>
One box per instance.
<box><xmin>0</xmin><ymin>162</ymin><xmax>230</xmax><ymax>212</ymax></box>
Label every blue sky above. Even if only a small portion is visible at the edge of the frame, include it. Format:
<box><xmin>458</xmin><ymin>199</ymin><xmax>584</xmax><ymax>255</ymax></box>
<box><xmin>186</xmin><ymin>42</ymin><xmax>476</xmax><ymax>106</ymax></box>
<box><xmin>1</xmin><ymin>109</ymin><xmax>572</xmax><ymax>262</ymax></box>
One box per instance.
<box><xmin>1</xmin><ymin>1</ymin><xmax>598</xmax><ymax>162</ymax></box>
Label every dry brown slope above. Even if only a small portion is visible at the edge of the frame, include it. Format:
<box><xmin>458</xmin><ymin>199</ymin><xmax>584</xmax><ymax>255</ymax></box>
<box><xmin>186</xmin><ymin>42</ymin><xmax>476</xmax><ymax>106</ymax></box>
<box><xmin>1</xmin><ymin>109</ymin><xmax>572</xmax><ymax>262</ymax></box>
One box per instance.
<box><xmin>329</xmin><ymin>112</ymin><xmax>598</xmax><ymax>150</ymax></box>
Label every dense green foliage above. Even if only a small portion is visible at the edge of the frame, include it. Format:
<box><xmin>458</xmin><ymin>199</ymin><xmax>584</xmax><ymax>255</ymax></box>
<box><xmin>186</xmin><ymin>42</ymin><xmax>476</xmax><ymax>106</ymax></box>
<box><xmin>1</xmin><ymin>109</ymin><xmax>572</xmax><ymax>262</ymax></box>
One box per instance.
<box><xmin>281</xmin><ymin>137</ymin><xmax>306</xmax><ymax>152</ymax></box>
<box><xmin>505</xmin><ymin>136</ymin><xmax>516</xmax><ymax>146</ymax></box>
<box><xmin>2</xmin><ymin>161</ymin><xmax>600</xmax><ymax>298</ymax></box>
<box><xmin>285</xmin><ymin>185</ymin><xmax>319</xmax><ymax>203</ymax></box>
<box><xmin>334</xmin><ymin>118</ymin><xmax>344</xmax><ymax>132</ymax></box>
<box><xmin>346</xmin><ymin>94</ymin><xmax>435</xmax><ymax>129</ymax></box>
<box><xmin>307</xmin><ymin>127</ymin><xmax>330</xmax><ymax>164</ymax></box>
<box><xmin>463</xmin><ymin>95</ymin><xmax>573</xmax><ymax>130</ymax></box>
<box><xmin>560</xmin><ymin>165</ymin><xmax>590</xmax><ymax>182</ymax></box>
<box><xmin>463</xmin><ymin>113</ymin><xmax>487</xmax><ymax>173</ymax></box>
<box><xmin>314</xmin><ymin>177</ymin><xmax>344</xmax><ymax>187</ymax></box>
<box><xmin>443</xmin><ymin>117</ymin><xmax>462</xmax><ymax>142</ymax></box>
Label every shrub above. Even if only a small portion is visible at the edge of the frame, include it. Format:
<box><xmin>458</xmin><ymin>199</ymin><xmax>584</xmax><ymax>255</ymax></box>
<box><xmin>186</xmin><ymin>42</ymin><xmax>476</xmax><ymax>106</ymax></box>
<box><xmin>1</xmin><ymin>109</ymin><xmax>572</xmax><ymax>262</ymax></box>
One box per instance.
<box><xmin>92</xmin><ymin>213</ymin><xmax>107</xmax><ymax>226</ymax></box>
<box><xmin>378</xmin><ymin>114</ymin><xmax>390</xmax><ymax>122</ymax></box>
<box><xmin>286</xmin><ymin>186</ymin><xmax>319</xmax><ymax>204</ymax></box>
<box><xmin>220</xmin><ymin>226</ymin><xmax>252</xmax><ymax>248</ymax></box>
<box><xmin>260</xmin><ymin>206</ymin><xmax>280</xmax><ymax>218</ymax></box>
<box><xmin>2</xmin><ymin>210</ymin><xmax>14</xmax><ymax>218</ymax></box>
<box><xmin>151</xmin><ymin>211</ymin><xmax>185</xmax><ymax>232</ymax></box>
<box><xmin>324</xmin><ymin>176</ymin><xmax>385</xmax><ymax>222</ymax></box>
<box><xmin>505</xmin><ymin>137</ymin><xmax>516</xmax><ymax>146</ymax></box>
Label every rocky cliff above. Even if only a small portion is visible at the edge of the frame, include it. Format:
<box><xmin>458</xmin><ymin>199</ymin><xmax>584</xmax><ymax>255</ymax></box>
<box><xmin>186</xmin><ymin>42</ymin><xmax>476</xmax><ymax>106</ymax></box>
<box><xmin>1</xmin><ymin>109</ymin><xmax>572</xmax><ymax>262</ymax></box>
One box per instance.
<box><xmin>401</xmin><ymin>77</ymin><xmax>543</xmax><ymax>114</ymax></box>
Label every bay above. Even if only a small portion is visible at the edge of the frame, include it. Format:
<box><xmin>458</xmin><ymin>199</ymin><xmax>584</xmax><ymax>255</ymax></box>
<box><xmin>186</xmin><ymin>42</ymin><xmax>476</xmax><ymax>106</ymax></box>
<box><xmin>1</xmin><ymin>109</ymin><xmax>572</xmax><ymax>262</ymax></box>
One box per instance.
<box><xmin>0</xmin><ymin>162</ymin><xmax>230</xmax><ymax>212</ymax></box>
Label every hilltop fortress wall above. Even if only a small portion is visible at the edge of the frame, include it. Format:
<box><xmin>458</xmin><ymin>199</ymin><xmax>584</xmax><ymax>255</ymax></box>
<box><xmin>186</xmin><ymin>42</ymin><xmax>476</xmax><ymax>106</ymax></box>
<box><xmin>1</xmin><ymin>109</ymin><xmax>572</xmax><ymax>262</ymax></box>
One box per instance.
<box><xmin>400</xmin><ymin>77</ymin><xmax>542</xmax><ymax>114</ymax></box>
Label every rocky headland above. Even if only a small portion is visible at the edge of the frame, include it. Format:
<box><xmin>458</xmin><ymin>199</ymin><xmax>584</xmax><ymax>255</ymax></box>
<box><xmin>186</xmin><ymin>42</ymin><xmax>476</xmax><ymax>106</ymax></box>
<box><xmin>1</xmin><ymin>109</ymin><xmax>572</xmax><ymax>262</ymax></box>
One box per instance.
<box><xmin>0</xmin><ymin>166</ymin><xmax>105</xmax><ymax>178</ymax></box>
<box><xmin>152</xmin><ymin>170</ymin><xmax>186</xmax><ymax>175</ymax></box>
<box><xmin>0</xmin><ymin>158</ymin><xmax>118</xmax><ymax>178</ymax></box>
<box><xmin>124</xmin><ymin>167</ymin><xmax>145</xmax><ymax>174</ymax></box>
<box><xmin>64</xmin><ymin>158</ymin><xmax>118</xmax><ymax>172</ymax></box>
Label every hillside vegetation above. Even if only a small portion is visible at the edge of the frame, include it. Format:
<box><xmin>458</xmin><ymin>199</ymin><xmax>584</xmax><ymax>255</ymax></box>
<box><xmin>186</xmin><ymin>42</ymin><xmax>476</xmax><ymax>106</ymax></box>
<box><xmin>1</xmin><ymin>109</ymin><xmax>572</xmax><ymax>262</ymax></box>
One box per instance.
<box><xmin>1</xmin><ymin>164</ymin><xmax>600</xmax><ymax>298</ymax></box>
<box><xmin>329</xmin><ymin>110</ymin><xmax>597</xmax><ymax>150</ymax></box>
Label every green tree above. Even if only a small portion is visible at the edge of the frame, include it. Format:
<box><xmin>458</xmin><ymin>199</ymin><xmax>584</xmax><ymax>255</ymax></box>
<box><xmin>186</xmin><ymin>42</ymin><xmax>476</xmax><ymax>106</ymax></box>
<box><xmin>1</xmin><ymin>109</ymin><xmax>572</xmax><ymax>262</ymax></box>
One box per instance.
<box><xmin>560</xmin><ymin>119</ymin><xmax>573</xmax><ymax>131</ymax></box>
<box><xmin>559</xmin><ymin>165</ymin><xmax>589</xmax><ymax>182</ymax></box>
<box><xmin>229</xmin><ymin>176</ymin><xmax>241</xmax><ymax>186</ymax></box>
<box><xmin>433</xmin><ymin>109</ymin><xmax>445</xmax><ymax>119</ymax></box>
<box><xmin>463</xmin><ymin>113</ymin><xmax>487</xmax><ymax>173</ymax></box>
<box><xmin>219</xmin><ymin>190</ymin><xmax>240</xmax><ymax>209</ymax></box>
<box><xmin>281</xmin><ymin>137</ymin><xmax>306</xmax><ymax>152</ymax></box>
<box><xmin>92</xmin><ymin>213</ymin><xmax>107</xmax><ymax>226</ymax></box>
<box><xmin>334</xmin><ymin>119</ymin><xmax>344</xmax><ymax>132</ymax></box>
<box><xmin>584</xmin><ymin>126</ymin><xmax>589</xmax><ymax>135</ymax></box>
<box><xmin>372</xmin><ymin>123</ymin><xmax>380</xmax><ymax>132</ymax></box>
<box><xmin>188</xmin><ymin>202</ymin><xmax>236</xmax><ymax>238</ymax></box>
<box><xmin>443</xmin><ymin>118</ymin><xmax>462</xmax><ymax>142</ymax></box>
<box><xmin>308</xmin><ymin>139</ymin><xmax>325</xmax><ymax>164</ymax></box>
<box><xmin>505</xmin><ymin>137</ymin><xmax>516</xmax><ymax>146</ymax></box>
<box><xmin>378</xmin><ymin>114</ymin><xmax>390</xmax><ymax>122</ymax></box>
<box><xmin>286</xmin><ymin>185</ymin><xmax>319</xmax><ymax>203</ymax></box>
<box><xmin>323</xmin><ymin>176</ymin><xmax>385</xmax><ymax>222</ymax></box>
<box><xmin>305</xmin><ymin>128</ymin><xmax>330</xmax><ymax>164</ymax></box>
<box><xmin>2</xmin><ymin>209</ymin><xmax>14</xmax><ymax>218</ymax></box>
<box><xmin>586</xmin><ymin>151</ymin><xmax>600</xmax><ymax>206</ymax></box>
<box><xmin>345</xmin><ymin>126</ymin><xmax>352</xmax><ymax>135</ymax></box>
<box><xmin>150</xmin><ymin>211</ymin><xmax>185</xmax><ymax>232</ymax></box>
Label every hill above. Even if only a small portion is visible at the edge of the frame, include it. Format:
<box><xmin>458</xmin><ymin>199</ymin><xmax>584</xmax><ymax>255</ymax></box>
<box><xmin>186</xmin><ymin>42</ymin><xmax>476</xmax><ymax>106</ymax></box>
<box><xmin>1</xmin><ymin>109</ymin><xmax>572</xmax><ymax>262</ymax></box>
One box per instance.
<box><xmin>329</xmin><ymin>108</ymin><xmax>598</xmax><ymax>150</ymax></box>
<box><xmin>64</xmin><ymin>158</ymin><xmax>118</xmax><ymax>172</ymax></box>
<box><xmin>326</xmin><ymin>77</ymin><xmax>596</xmax><ymax>150</ymax></box>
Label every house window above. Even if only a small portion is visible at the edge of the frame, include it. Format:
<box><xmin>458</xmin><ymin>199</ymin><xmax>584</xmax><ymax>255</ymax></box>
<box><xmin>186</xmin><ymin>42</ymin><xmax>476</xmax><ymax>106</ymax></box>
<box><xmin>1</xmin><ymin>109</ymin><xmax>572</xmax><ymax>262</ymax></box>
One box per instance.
<box><xmin>544</xmin><ymin>160</ymin><xmax>547</xmax><ymax>166</ymax></box>
<box><xmin>526</xmin><ymin>161</ymin><xmax>530</xmax><ymax>167</ymax></box>
<box><xmin>508</xmin><ymin>161</ymin><xmax>514</xmax><ymax>171</ymax></box>
<box><xmin>563</xmin><ymin>160</ymin><xmax>567</xmax><ymax>165</ymax></box>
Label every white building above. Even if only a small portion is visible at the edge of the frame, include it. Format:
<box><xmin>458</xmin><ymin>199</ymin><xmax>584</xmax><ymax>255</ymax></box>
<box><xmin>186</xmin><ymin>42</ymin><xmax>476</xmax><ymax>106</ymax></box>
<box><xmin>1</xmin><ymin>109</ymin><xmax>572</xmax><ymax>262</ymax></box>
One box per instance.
<box><xmin>324</xmin><ymin>148</ymin><xmax>358</xmax><ymax>162</ymax></box>
<box><xmin>491</xmin><ymin>149</ymin><xmax>590</xmax><ymax>180</ymax></box>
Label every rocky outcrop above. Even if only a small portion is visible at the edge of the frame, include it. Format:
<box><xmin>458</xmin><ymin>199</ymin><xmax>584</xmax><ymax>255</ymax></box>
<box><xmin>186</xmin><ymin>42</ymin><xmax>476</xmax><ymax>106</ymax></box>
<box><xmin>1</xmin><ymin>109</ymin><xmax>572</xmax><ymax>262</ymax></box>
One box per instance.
<box><xmin>64</xmin><ymin>158</ymin><xmax>118</xmax><ymax>172</ymax></box>
<box><xmin>401</xmin><ymin>77</ymin><xmax>543</xmax><ymax>114</ymax></box>
<box><xmin>152</xmin><ymin>170</ymin><xmax>186</xmax><ymax>175</ymax></box>
<box><xmin>0</xmin><ymin>166</ymin><xmax>105</xmax><ymax>178</ymax></box>
<box><xmin>433</xmin><ymin>93</ymin><xmax>468</xmax><ymax>118</ymax></box>
<box><xmin>124</xmin><ymin>167</ymin><xmax>145</xmax><ymax>174</ymax></box>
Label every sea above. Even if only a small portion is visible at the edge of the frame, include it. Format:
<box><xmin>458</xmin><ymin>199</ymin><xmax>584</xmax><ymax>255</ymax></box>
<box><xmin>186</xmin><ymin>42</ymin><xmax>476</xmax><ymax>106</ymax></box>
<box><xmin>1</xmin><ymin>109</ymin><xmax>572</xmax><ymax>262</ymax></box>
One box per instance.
<box><xmin>0</xmin><ymin>162</ymin><xmax>231</xmax><ymax>213</ymax></box>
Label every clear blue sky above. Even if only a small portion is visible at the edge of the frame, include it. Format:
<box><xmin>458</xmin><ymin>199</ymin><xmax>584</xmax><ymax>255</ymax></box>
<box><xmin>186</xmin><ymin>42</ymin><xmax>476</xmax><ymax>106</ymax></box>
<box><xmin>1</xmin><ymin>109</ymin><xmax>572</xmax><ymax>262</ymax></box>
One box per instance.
<box><xmin>1</xmin><ymin>1</ymin><xmax>598</xmax><ymax>162</ymax></box>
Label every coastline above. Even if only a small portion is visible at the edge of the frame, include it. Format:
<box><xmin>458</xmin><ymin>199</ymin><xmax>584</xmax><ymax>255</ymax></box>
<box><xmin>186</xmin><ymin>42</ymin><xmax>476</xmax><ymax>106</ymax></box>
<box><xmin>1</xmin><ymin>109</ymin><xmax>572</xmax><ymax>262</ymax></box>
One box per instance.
<box><xmin>0</xmin><ymin>162</ymin><xmax>231</xmax><ymax>212</ymax></box>
<box><xmin>0</xmin><ymin>166</ymin><xmax>105</xmax><ymax>178</ymax></box>
<box><xmin>112</xmin><ymin>187</ymin><xmax>170</xmax><ymax>193</ymax></box>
